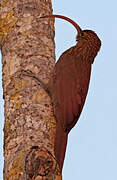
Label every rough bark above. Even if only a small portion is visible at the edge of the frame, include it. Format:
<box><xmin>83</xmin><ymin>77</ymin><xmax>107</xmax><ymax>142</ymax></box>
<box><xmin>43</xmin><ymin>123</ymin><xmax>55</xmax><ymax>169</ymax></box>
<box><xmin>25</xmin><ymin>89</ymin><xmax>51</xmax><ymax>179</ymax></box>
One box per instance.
<box><xmin>0</xmin><ymin>0</ymin><xmax>62</xmax><ymax>179</ymax></box>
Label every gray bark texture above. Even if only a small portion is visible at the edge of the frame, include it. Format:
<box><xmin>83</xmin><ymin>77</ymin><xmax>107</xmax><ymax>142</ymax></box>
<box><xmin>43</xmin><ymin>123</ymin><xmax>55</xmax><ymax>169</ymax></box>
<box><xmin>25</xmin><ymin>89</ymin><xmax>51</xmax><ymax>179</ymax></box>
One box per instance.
<box><xmin>0</xmin><ymin>0</ymin><xmax>62</xmax><ymax>179</ymax></box>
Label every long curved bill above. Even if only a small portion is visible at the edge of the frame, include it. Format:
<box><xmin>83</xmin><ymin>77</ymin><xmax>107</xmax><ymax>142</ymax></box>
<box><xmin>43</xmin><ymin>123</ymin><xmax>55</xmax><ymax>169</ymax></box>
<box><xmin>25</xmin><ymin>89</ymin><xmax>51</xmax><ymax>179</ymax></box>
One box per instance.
<box><xmin>40</xmin><ymin>14</ymin><xmax>82</xmax><ymax>36</ymax></box>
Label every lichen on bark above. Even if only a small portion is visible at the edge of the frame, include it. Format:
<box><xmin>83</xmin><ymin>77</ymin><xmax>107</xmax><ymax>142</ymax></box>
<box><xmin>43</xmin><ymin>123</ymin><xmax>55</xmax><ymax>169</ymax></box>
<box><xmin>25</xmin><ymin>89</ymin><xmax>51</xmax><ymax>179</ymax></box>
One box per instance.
<box><xmin>0</xmin><ymin>10</ymin><xmax>18</xmax><ymax>43</ymax></box>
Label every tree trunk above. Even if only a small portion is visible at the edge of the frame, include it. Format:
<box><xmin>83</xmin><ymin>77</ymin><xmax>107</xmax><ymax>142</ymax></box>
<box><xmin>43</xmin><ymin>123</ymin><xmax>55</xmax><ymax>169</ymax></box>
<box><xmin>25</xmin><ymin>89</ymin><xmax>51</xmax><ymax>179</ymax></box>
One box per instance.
<box><xmin>0</xmin><ymin>0</ymin><xmax>62</xmax><ymax>179</ymax></box>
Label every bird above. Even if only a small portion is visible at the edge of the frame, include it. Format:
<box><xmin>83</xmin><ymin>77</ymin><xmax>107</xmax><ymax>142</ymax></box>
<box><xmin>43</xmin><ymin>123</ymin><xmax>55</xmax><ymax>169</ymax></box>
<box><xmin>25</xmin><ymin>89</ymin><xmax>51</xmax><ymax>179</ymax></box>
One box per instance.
<box><xmin>41</xmin><ymin>15</ymin><xmax>101</xmax><ymax>171</ymax></box>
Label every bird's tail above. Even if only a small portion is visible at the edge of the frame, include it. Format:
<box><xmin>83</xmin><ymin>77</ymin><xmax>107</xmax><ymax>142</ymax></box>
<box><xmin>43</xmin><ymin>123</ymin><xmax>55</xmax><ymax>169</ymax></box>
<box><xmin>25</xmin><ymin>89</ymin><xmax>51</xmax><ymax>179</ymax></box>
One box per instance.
<box><xmin>54</xmin><ymin>123</ymin><xmax>68</xmax><ymax>171</ymax></box>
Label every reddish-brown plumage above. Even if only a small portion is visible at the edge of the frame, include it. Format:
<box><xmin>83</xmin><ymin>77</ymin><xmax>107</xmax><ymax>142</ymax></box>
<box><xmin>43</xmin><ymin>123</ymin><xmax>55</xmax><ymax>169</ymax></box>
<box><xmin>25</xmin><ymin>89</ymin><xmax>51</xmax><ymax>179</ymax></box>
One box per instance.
<box><xmin>42</xmin><ymin>15</ymin><xmax>101</xmax><ymax>171</ymax></box>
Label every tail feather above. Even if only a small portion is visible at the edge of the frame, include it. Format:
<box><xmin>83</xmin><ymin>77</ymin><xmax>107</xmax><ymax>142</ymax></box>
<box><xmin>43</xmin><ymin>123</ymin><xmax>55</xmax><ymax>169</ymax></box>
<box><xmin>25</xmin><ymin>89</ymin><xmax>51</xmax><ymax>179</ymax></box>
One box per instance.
<box><xmin>54</xmin><ymin>123</ymin><xmax>68</xmax><ymax>171</ymax></box>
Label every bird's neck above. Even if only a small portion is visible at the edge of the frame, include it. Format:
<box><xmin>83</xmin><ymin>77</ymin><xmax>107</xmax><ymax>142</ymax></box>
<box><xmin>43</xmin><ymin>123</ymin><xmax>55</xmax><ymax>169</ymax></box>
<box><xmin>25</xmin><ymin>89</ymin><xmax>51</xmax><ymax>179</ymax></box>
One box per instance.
<box><xmin>77</xmin><ymin>39</ymin><xmax>99</xmax><ymax>64</ymax></box>
<box><xmin>72</xmin><ymin>44</ymin><xmax>92</xmax><ymax>81</ymax></box>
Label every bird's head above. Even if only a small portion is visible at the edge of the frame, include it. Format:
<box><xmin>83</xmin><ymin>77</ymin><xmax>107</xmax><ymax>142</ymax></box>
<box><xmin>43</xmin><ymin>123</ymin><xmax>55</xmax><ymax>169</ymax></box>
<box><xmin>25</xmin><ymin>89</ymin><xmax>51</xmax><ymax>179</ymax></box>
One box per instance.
<box><xmin>77</xmin><ymin>29</ymin><xmax>101</xmax><ymax>52</ymax></box>
<box><xmin>41</xmin><ymin>14</ymin><xmax>101</xmax><ymax>62</ymax></box>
